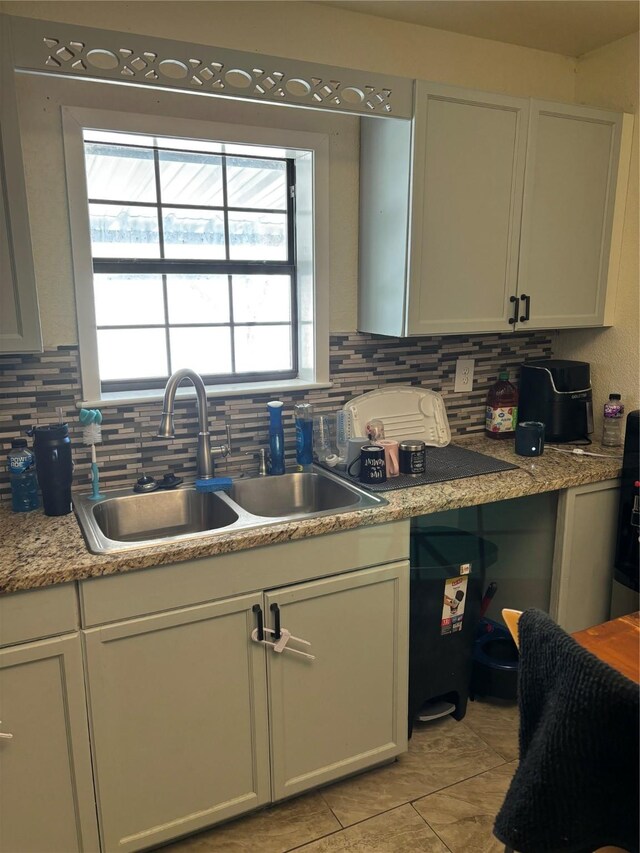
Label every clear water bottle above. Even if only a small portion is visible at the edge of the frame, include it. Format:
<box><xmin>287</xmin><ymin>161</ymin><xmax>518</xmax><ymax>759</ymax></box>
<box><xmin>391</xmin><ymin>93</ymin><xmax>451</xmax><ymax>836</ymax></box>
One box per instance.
<box><xmin>294</xmin><ymin>403</ymin><xmax>314</xmax><ymax>469</ymax></box>
<box><xmin>8</xmin><ymin>438</ymin><xmax>40</xmax><ymax>512</ymax></box>
<box><xmin>602</xmin><ymin>394</ymin><xmax>624</xmax><ymax>447</ymax></box>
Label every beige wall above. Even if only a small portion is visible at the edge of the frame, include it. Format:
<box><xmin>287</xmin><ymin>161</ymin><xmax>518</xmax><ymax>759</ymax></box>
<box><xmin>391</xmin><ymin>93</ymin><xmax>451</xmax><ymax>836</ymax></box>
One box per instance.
<box><xmin>555</xmin><ymin>32</ymin><xmax>639</xmax><ymax>433</ymax></box>
<box><xmin>3</xmin><ymin>0</ymin><xmax>578</xmax><ymax>345</ymax></box>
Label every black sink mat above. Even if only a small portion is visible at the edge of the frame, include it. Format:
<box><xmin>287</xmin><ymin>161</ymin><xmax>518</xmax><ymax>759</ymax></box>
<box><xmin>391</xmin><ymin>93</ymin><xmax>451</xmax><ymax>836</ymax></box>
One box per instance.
<box><xmin>320</xmin><ymin>444</ymin><xmax>517</xmax><ymax>492</ymax></box>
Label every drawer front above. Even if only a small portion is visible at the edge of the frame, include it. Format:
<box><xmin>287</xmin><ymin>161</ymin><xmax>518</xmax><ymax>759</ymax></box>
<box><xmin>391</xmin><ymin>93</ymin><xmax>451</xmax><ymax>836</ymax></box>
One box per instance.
<box><xmin>0</xmin><ymin>583</ymin><xmax>79</xmax><ymax>647</ymax></box>
<box><xmin>80</xmin><ymin>521</ymin><xmax>410</xmax><ymax>627</ymax></box>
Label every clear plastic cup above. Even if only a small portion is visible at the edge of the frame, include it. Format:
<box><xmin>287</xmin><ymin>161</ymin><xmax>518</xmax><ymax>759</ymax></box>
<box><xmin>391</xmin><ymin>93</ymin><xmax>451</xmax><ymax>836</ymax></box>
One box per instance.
<box><xmin>335</xmin><ymin>410</ymin><xmax>350</xmax><ymax>461</ymax></box>
<box><xmin>313</xmin><ymin>415</ymin><xmax>333</xmax><ymax>462</ymax></box>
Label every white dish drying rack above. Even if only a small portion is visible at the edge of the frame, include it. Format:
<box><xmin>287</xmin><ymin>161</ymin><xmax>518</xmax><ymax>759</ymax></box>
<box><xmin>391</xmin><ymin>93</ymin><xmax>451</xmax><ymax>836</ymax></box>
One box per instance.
<box><xmin>342</xmin><ymin>386</ymin><xmax>451</xmax><ymax>447</ymax></box>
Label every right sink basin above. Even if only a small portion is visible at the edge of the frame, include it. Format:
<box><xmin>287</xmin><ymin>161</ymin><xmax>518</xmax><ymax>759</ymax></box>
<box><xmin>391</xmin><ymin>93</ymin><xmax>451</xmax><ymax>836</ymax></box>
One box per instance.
<box><xmin>228</xmin><ymin>471</ymin><xmax>363</xmax><ymax>518</ymax></box>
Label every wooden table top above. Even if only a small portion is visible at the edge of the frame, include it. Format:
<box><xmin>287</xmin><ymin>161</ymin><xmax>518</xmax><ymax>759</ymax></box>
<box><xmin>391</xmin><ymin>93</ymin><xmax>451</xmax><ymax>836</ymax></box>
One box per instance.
<box><xmin>573</xmin><ymin>612</ymin><xmax>640</xmax><ymax>684</ymax></box>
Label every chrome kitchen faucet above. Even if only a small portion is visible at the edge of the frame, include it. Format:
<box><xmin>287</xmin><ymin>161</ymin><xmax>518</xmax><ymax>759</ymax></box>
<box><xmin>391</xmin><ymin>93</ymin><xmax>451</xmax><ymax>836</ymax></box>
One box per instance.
<box><xmin>158</xmin><ymin>368</ymin><xmax>230</xmax><ymax>480</ymax></box>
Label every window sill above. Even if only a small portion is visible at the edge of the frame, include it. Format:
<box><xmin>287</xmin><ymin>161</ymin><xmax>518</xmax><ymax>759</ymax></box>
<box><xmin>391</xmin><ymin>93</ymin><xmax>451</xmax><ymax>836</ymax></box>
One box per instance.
<box><xmin>79</xmin><ymin>378</ymin><xmax>334</xmax><ymax>409</ymax></box>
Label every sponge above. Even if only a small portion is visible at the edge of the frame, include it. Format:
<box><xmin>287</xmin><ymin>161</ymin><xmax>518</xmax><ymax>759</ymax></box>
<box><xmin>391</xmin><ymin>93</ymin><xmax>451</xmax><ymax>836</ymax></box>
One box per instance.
<box><xmin>195</xmin><ymin>477</ymin><xmax>233</xmax><ymax>492</ymax></box>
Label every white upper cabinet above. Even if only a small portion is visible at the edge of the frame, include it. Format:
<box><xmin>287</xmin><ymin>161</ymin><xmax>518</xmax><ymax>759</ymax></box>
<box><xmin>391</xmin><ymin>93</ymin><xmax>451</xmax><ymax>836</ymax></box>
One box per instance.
<box><xmin>407</xmin><ymin>83</ymin><xmax>529</xmax><ymax>335</ymax></box>
<box><xmin>0</xmin><ymin>18</ymin><xmax>42</xmax><ymax>353</ymax></box>
<box><xmin>517</xmin><ymin>101</ymin><xmax>627</xmax><ymax>330</ymax></box>
<box><xmin>358</xmin><ymin>82</ymin><xmax>632</xmax><ymax>337</ymax></box>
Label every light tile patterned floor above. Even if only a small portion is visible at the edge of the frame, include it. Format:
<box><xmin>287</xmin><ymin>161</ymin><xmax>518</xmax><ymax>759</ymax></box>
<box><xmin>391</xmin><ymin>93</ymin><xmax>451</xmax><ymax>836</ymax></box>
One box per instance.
<box><xmin>163</xmin><ymin>699</ymin><xmax>519</xmax><ymax>853</ymax></box>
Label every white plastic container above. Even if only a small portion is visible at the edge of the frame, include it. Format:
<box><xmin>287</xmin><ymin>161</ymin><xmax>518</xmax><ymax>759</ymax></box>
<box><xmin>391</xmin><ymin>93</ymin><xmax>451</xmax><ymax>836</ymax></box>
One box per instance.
<box><xmin>343</xmin><ymin>387</ymin><xmax>451</xmax><ymax>447</ymax></box>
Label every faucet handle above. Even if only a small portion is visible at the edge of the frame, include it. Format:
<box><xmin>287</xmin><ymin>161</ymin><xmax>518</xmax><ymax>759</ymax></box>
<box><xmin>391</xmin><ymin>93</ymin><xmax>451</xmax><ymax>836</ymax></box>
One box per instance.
<box><xmin>246</xmin><ymin>448</ymin><xmax>268</xmax><ymax>476</ymax></box>
<box><xmin>211</xmin><ymin>422</ymin><xmax>232</xmax><ymax>459</ymax></box>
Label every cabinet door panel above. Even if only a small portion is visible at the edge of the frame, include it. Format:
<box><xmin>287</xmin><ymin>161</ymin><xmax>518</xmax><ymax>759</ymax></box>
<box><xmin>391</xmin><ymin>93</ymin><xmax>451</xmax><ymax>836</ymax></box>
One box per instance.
<box><xmin>84</xmin><ymin>595</ymin><xmax>270</xmax><ymax>853</ymax></box>
<box><xmin>0</xmin><ymin>19</ymin><xmax>42</xmax><ymax>353</ymax></box>
<box><xmin>0</xmin><ymin>635</ymin><xmax>98</xmax><ymax>853</ymax></box>
<box><xmin>266</xmin><ymin>562</ymin><xmax>409</xmax><ymax>801</ymax></box>
<box><xmin>407</xmin><ymin>83</ymin><xmax>528</xmax><ymax>335</ymax></box>
<box><xmin>517</xmin><ymin>102</ymin><xmax>624</xmax><ymax>329</ymax></box>
<box><xmin>551</xmin><ymin>479</ymin><xmax>620</xmax><ymax>633</ymax></box>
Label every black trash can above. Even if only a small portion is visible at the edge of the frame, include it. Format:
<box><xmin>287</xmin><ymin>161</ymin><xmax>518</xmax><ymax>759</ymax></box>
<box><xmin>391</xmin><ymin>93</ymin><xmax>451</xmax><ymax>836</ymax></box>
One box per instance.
<box><xmin>409</xmin><ymin>525</ymin><xmax>498</xmax><ymax>733</ymax></box>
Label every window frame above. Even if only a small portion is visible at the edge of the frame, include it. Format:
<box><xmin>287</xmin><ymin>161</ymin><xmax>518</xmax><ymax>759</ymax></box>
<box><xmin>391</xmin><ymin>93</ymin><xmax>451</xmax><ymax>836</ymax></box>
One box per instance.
<box><xmin>88</xmin><ymin>139</ymin><xmax>298</xmax><ymax>391</ymax></box>
<box><xmin>62</xmin><ymin>106</ymin><xmax>330</xmax><ymax>405</ymax></box>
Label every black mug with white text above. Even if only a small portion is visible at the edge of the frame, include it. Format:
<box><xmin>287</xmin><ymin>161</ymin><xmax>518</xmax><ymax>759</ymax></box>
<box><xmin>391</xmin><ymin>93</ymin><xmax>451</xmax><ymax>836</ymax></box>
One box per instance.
<box><xmin>348</xmin><ymin>444</ymin><xmax>386</xmax><ymax>485</ymax></box>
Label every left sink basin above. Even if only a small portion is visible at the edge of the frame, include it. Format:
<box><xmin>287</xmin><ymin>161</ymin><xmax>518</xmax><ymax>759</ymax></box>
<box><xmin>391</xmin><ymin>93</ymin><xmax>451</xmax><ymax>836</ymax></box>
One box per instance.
<box><xmin>74</xmin><ymin>488</ymin><xmax>239</xmax><ymax>553</ymax></box>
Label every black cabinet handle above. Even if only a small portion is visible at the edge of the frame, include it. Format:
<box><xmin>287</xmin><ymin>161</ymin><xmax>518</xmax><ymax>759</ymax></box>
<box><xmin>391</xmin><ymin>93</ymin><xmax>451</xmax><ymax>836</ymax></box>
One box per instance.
<box><xmin>519</xmin><ymin>293</ymin><xmax>531</xmax><ymax>323</ymax></box>
<box><xmin>252</xmin><ymin>604</ymin><xmax>264</xmax><ymax>641</ymax></box>
<box><xmin>508</xmin><ymin>295</ymin><xmax>518</xmax><ymax>325</ymax></box>
<box><xmin>270</xmin><ymin>603</ymin><xmax>281</xmax><ymax>640</ymax></box>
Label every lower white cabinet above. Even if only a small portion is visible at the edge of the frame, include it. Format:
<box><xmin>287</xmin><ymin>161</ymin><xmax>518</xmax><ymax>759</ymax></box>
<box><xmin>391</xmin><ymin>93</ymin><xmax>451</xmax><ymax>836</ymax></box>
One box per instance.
<box><xmin>83</xmin><ymin>593</ymin><xmax>271</xmax><ymax>853</ymax></box>
<box><xmin>550</xmin><ymin>478</ymin><xmax>621</xmax><ymax>633</ymax></box>
<box><xmin>83</xmin><ymin>558</ymin><xmax>409</xmax><ymax>852</ymax></box>
<box><xmin>0</xmin><ymin>634</ymin><xmax>99</xmax><ymax>853</ymax></box>
<box><xmin>266</xmin><ymin>563</ymin><xmax>408</xmax><ymax>801</ymax></box>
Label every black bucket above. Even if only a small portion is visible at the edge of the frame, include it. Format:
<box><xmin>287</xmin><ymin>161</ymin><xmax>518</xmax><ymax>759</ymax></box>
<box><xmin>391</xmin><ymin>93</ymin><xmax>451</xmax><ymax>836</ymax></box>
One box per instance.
<box><xmin>471</xmin><ymin>620</ymin><xmax>519</xmax><ymax>701</ymax></box>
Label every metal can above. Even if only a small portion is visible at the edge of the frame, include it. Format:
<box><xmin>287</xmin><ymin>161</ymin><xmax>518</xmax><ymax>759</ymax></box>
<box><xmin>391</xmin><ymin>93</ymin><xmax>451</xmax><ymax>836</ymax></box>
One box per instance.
<box><xmin>399</xmin><ymin>439</ymin><xmax>426</xmax><ymax>475</ymax></box>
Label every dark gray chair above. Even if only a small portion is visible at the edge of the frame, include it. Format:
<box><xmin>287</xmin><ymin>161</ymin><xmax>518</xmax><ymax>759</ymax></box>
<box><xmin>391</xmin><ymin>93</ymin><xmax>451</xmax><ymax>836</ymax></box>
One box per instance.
<box><xmin>494</xmin><ymin>608</ymin><xmax>639</xmax><ymax>853</ymax></box>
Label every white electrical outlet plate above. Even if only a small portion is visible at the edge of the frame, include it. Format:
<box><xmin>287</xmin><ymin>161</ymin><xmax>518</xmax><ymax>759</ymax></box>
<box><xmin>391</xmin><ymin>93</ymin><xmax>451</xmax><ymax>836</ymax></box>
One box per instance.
<box><xmin>454</xmin><ymin>358</ymin><xmax>475</xmax><ymax>393</ymax></box>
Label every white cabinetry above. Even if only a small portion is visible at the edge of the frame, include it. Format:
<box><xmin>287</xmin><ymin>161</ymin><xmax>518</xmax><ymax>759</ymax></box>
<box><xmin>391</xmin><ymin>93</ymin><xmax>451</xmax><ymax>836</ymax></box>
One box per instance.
<box><xmin>0</xmin><ymin>634</ymin><xmax>99</xmax><ymax>853</ymax></box>
<box><xmin>0</xmin><ymin>17</ymin><xmax>42</xmax><ymax>353</ymax></box>
<box><xmin>79</xmin><ymin>523</ymin><xmax>410</xmax><ymax>852</ymax></box>
<box><xmin>517</xmin><ymin>102</ymin><xmax>628</xmax><ymax>329</ymax></box>
<box><xmin>84</xmin><ymin>594</ymin><xmax>270</xmax><ymax>853</ymax></box>
<box><xmin>359</xmin><ymin>82</ymin><xmax>631</xmax><ymax>337</ymax></box>
<box><xmin>551</xmin><ymin>478</ymin><xmax>620</xmax><ymax>633</ymax></box>
<box><xmin>265</xmin><ymin>563</ymin><xmax>408</xmax><ymax>801</ymax></box>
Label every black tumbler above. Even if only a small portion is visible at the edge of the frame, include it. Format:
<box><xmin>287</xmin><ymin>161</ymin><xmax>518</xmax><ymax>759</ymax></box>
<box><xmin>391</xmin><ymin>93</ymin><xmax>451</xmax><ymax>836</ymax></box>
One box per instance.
<box><xmin>31</xmin><ymin>424</ymin><xmax>73</xmax><ymax>516</ymax></box>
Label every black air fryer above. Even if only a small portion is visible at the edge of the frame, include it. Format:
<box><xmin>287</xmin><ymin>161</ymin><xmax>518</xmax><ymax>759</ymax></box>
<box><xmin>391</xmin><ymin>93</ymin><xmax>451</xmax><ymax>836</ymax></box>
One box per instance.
<box><xmin>519</xmin><ymin>359</ymin><xmax>593</xmax><ymax>443</ymax></box>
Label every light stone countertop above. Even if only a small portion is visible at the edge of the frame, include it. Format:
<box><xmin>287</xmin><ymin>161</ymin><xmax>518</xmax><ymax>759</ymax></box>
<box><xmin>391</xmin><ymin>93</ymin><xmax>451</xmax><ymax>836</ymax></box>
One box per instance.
<box><xmin>0</xmin><ymin>435</ymin><xmax>622</xmax><ymax>595</ymax></box>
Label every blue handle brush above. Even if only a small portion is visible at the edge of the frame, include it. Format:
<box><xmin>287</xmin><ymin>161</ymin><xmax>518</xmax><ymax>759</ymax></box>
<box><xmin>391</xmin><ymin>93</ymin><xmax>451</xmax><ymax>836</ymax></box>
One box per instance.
<box><xmin>80</xmin><ymin>408</ymin><xmax>104</xmax><ymax>500</ymax></box>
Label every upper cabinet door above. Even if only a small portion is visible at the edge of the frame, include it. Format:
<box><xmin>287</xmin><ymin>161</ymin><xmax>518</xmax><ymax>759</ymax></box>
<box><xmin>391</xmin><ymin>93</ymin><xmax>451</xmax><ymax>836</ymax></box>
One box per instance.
<box><xmin>516</xmin><ymin>101</ymin><xmax>627</xmax><ymax>330</ymax></box>
<box><xmin>406</xmin><ymin>83</ymin><xmax>529</xmax><ymax>336</ymax></box>
<box><xmin>0</xmin><ymin>18</ymin><xmax>42</xmax><ymax>353</ymax></box>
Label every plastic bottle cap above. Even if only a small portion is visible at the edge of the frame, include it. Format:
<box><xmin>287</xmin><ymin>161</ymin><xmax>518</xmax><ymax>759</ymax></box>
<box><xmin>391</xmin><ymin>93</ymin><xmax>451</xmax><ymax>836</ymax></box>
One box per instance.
<box><xmin>609</xmin><ymin>393</ymin><xmax>621</xmax><ymax>400</ymax></box>
<box><xmin>11</xmin><ymin>438</ymin><xmax>28</xmax><ymax>448</ymax></box>
<box><xmin>499</xmin><ymin>371</ymin><xmax>509</xmax><ymax>380</ymax></box>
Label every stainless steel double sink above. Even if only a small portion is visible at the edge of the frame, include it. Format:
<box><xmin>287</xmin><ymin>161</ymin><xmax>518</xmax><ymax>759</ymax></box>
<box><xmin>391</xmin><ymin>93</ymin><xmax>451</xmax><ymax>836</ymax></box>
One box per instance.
<box><xmin>73</xmin><ymin>468</ymin><xmax>387</xmax><ymax>554</ymax></box>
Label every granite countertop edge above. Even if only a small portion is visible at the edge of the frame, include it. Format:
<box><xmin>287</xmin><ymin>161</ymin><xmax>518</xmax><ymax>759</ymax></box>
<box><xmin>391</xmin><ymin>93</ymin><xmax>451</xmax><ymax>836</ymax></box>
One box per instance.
<box><xmin>0</xmin><ymin>436</ymin><xmax>622</xmax><ymax>595</ymax></box>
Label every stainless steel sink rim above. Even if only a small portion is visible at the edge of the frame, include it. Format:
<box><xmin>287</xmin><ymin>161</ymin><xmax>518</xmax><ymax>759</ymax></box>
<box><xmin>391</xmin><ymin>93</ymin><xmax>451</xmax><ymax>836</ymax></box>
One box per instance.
<box><xmin>73</xmin><ymin>467</ymin><xmax>387</xmax><ymax>555</ymax></box>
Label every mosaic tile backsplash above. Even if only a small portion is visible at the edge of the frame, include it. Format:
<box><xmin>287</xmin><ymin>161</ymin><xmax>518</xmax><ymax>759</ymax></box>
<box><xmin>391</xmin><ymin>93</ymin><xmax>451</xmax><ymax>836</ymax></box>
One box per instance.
<box><xmin>0</xmin><ymin>332</ymin><xmax>552</xmax><ymax>501</ymax></box>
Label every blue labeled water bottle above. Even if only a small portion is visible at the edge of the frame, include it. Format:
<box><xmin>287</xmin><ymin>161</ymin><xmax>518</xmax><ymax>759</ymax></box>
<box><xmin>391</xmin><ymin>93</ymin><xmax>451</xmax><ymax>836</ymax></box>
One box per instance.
<box><xmin>295</xmin><ymin>403</ymin><xmax>314</xmax><ymax>470</ymax></box>
<box><xmin>267</xmin><ymin>401</ymin><xmax>285</xmax><ymax>475</ymax></box>
<box><xmin>8</xmin><ymin>438</ymin><xmax>40</xmax><ymax>512</ymax></box>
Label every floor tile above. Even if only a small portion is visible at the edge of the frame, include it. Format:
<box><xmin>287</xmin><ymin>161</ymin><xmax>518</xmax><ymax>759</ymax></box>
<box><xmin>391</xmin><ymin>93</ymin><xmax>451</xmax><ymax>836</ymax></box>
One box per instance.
<box><xmin>161</xmin><ymin>792</ymin><xmax>341</xmax><ymax>853</ymax></box>
<box><xmin>463</xmin><ymin>698</ymin><xmax>519</xmax><ymax>761</ymax></box>
<box><xmin>413</xmin><ymin>760</ymin><xmax>518</xmax><ymax>853</ymax></box>
<box><xmin>295</xmin><ymin>803</ymin><xmax>451</xmax><ymax>852</ymax></box>
<box><xmin>321</xmin><ymin>716</ymin><xmax>504</xmax><ymax>827</ymax></box>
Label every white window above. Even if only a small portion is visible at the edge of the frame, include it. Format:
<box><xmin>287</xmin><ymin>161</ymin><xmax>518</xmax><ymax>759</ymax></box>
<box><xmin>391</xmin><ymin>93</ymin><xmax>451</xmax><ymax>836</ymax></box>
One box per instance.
<box><xmin>63</xmin><ymin>108</ymin><xmax>329</xmax><ymax>404</ymax></box>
